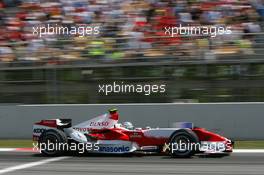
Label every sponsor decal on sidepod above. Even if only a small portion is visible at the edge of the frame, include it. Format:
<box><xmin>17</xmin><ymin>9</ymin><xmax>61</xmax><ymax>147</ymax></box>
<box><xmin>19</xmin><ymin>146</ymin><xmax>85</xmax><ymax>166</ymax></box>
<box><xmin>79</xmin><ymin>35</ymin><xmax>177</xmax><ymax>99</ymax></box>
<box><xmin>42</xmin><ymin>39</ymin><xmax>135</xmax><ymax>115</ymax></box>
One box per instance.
<box><xmin>99</xmin><ymin>145</ymin><xmax>130</xmax><ymax>153</ymax></box>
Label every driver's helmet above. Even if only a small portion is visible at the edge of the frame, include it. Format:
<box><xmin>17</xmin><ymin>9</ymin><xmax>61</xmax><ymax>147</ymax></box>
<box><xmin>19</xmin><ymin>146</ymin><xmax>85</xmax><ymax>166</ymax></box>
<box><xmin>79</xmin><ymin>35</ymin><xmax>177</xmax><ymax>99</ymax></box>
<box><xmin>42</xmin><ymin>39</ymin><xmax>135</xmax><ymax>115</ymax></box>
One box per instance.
<box><xmin>122</xmin><ymin>121</ymin><xmax>134</xmax><ymax>130</ymax></box>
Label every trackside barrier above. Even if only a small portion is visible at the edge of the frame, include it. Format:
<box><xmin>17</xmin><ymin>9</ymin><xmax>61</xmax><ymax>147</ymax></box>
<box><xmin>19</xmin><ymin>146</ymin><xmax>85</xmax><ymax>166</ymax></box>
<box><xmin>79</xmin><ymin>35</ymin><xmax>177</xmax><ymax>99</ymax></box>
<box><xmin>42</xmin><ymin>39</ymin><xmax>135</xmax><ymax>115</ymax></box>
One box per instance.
<box><xmin>0</xmin><ymin>103</ymin><xmax>262</xmax><ymax>139</ymax></box>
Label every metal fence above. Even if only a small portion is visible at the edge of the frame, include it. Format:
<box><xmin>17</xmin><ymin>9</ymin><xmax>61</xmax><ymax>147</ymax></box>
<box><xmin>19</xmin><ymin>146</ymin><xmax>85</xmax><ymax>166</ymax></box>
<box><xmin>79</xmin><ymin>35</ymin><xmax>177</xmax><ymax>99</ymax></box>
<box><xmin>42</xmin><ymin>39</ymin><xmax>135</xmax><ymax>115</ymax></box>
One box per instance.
<box><xmin>1</xmin><ymin>63</ymin><xmax>264</xmax><ymax>104</ymax></box>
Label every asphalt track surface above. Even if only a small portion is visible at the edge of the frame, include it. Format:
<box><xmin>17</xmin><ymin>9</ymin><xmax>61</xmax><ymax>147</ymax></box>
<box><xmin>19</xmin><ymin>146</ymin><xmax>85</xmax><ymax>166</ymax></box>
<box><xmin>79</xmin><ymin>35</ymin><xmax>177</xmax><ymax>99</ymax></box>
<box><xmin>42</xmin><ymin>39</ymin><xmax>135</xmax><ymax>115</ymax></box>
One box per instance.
<box><xmin>0</xmin><ymin>152</ymin><xmax>264</xmax><ymax>175</ymax></box>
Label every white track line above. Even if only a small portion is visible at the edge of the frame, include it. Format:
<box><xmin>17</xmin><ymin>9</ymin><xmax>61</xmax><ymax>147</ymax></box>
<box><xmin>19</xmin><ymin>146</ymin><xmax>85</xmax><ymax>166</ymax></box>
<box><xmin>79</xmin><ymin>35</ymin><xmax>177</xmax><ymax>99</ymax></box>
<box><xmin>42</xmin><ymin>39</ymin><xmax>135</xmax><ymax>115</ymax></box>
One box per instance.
<box><xmin>0</xmin><ymin>149</ymin><xmax>16</xmax><ymax>152</ymax></box>
<box><xmin>1</xmin><ymin>148</ymin><xmax>264</xmax><ymax>153</ymax></box>
<box><xmin>0</xmin><ymin>156</ymin><xmax>69</xmax><ymax>174</ymax></box>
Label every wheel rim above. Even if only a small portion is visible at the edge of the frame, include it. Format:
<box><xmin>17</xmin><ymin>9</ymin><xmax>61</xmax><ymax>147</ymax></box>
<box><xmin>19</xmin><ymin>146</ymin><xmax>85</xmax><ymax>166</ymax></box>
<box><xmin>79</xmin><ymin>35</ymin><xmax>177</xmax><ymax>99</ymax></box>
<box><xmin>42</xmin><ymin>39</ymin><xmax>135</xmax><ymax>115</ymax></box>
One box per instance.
<box><xmin>171</xmin><ymin>135</ymin><xmax>191</xmax><ymax>154</ymax></box>
<box><xmin>41</xmin><ymin>134</ymin><xmax>59</xmax><ymax>155</ymax></box>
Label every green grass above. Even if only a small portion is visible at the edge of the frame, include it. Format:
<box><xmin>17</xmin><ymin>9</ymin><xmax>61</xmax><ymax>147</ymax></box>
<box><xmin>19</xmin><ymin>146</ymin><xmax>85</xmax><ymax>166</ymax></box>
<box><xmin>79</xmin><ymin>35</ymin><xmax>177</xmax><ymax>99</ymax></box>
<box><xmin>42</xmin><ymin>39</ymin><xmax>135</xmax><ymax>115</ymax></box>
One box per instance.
<box><xmin>0</xmin><ymin>140</ymin><xmax>264</xmax><ymax>149</ymax></box>
<box><xmin>234</xmin><ymin>141</ymin><xmax>264</xmax><ymax>149</ymax></box>
<box><xmin>0</xmin><ymin>140</ymin><xmax>34</xmax><ymax>148</ymax></box>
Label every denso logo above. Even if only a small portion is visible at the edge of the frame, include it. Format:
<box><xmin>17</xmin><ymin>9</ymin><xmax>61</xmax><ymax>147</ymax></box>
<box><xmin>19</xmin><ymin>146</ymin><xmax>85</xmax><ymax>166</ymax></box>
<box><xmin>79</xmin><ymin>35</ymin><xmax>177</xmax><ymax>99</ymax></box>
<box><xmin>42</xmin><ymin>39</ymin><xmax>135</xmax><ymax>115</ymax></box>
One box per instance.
<box><xmin>99</xmin><ymin>146</ymin><xmax>130</xmax><ymax>153</ymax></box>
<box><xmin>33</xmin><ymin>128</ymin><xmax>46</xmax><ymax>133</ymax></box>
<box><xmin>90</xmin><ymin>121</ymin><xmax>109</xmax><ymax>127</ymax></box>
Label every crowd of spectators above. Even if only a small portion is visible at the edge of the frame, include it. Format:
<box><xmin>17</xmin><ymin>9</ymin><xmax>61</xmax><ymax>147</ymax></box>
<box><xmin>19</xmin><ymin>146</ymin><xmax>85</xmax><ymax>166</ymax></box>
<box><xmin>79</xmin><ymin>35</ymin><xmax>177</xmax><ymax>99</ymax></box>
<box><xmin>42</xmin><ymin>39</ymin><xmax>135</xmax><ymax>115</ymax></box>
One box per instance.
<box><xmin>0</xmin><ymin>0</ymin><xmax>263</xmax><ymax>64</ymax></box>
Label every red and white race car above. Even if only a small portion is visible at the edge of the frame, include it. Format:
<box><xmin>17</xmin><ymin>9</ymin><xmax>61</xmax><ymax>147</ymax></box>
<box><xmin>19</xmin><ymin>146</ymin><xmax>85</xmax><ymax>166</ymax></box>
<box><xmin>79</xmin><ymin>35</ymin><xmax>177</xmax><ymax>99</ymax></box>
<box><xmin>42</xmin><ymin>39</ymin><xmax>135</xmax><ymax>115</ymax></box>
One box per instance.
<box><xmin>33</xmin><ymin>109</ymin><xmax>233</xmax><ymax>158</ymax></box>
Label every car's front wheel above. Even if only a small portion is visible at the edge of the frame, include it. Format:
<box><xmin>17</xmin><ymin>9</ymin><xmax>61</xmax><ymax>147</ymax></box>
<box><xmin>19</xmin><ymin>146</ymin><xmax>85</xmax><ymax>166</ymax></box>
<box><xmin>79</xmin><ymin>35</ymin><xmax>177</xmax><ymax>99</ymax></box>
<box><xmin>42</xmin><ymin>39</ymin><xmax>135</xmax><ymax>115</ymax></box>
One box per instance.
<box><xmin>169</xmin><ymin>129</ymin><xmax>199</xmax><ymax>158</ymax></box>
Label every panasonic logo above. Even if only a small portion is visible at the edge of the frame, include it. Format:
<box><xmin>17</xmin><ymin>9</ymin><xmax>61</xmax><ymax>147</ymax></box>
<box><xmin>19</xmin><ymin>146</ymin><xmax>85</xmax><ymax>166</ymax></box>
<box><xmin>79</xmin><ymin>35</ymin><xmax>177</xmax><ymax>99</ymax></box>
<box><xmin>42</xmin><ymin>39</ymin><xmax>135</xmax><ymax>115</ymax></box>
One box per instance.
<box><xmin>99</xmin><ymin>146</ymin><xmax>130</xmax><ymax>153</ymax></box>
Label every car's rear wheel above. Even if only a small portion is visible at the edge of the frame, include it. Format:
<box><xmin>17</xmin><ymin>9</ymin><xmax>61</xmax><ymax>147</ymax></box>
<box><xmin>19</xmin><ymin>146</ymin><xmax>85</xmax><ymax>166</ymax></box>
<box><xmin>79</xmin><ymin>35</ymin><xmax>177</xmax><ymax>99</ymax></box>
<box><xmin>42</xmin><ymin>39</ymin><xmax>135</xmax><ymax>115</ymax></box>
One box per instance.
<box><xmin>169</xmin><ymin>129</ymin><xmax>199</xmax><ymax>158</ymax></box>
<box><xmin>38</xmin><ymin>129</ymin><xmax>68</xmax><ymax>156</ymax></box>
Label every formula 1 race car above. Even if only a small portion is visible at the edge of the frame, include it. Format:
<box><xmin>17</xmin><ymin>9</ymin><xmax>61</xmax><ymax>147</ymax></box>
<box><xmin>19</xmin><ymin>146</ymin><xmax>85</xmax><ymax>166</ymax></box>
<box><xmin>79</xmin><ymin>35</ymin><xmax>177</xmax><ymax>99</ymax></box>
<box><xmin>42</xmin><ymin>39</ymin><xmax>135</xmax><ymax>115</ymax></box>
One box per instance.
<box><xmin>33</xmin><ymin>109</ymin><xmax>233</xmax><ymax>158</ymax></box>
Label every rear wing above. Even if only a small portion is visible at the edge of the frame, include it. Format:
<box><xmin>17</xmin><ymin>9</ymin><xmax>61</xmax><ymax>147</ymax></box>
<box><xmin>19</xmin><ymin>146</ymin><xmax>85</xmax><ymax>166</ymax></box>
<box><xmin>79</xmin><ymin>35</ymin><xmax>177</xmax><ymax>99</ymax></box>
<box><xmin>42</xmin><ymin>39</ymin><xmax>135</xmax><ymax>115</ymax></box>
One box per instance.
<box><xmin>33</xmin><ymin>119</ymin><xmax>71</xmax><ymax>141</ymax></box>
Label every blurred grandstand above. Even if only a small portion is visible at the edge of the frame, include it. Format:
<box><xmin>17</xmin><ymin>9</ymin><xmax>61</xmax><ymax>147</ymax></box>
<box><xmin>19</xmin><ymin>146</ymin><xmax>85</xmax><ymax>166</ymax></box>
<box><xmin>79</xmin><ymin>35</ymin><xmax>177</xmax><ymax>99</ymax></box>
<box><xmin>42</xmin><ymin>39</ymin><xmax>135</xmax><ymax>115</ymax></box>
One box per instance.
<box><xmin>0</xmin><ymin>0</ymin><xmax>264</xmax><ymax>104</ymax></box>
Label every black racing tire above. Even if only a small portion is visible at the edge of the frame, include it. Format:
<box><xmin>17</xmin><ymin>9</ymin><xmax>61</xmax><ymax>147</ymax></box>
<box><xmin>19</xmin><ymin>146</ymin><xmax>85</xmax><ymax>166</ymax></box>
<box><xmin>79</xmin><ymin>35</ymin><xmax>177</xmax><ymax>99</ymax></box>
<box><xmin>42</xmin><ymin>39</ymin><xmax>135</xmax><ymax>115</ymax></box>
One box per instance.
<box><xmin>38</xmin><ymin>129</ymin><xmax>68</xmax><ymax>156</ymax></box>
<box><xmin>169</xmin><ymin>129</ymin><xmax>199</xmax><ymax>158</ymax></box>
